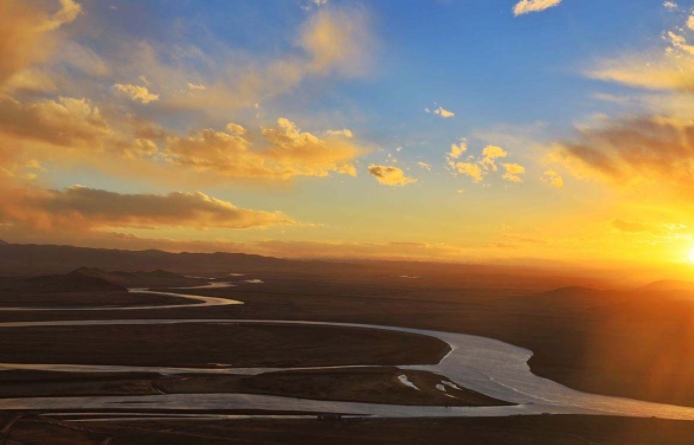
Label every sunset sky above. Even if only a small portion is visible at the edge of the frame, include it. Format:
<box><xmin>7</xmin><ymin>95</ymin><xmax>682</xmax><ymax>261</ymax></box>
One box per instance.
<box><xmin>2</xmin><ymin>0</ymin><xmax>694</xmax><ymax>269</ymax></box>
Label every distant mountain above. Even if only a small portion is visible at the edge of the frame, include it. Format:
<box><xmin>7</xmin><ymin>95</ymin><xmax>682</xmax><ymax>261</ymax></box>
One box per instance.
<box><xmin>638</xmin><ymin>280</ymin><xmax>694</xmax><ymax>293</ymax></box>
<box><xmin>540</xmin><ymin>286</ymin><xmax>603</xmax><ymax>298</ymax></box>
<box><xmin>0</xmin><ymin>242</ymin><xmax>614</xmax><ymax>291</ymax></box>
<box><xmin>0</xmin><ymin>239</ymin><xmax>8</xmax><ymax>246</ymax></box>
<box><xmin>25</xmin><ymin>269</ymin><xmax>126</xmax><ymax>292</ymax></box>
<box><xmin>0</xmin><ymin>242</ymin><xmax>290</xmax><ymax>276</ymax></box>
<box><xmin>136</xmin><ymin>269</ymin><xmax>185</xmax><ymax>279</ymax></box>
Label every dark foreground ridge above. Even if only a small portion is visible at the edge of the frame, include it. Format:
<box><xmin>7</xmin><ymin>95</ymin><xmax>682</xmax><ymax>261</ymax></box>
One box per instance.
<box><xmin>3</xmin><ymin>415</ymin><xmax>694</xmax><ymax>445</ymax></box>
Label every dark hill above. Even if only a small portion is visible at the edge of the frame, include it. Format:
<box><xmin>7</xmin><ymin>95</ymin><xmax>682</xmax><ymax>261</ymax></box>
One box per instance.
<box><xmin>0</xmin><ymin>242</ymin><xmax>612</xmax><ymax>291</ymax></box>
<box><xmin>25</xmin><ymin>269</ymin><xmax>126</xmax><ymax>292</ymax></box>
<box><xmin>136</xmin><ymin>269</ymin><xmax>184</xmax><ymax>279</ymax></box>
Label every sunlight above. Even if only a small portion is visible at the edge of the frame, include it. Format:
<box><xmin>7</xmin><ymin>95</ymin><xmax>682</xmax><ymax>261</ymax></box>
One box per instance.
<box><xmin>689</xmin><ymin>247</ymin><xmax>694</xmax><ymax>264</ymax></box>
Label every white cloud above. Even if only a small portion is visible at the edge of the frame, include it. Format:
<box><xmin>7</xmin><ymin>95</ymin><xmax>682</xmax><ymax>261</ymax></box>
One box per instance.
<box><xmin>664</xmin><ymin>1</ymin><xmax>679</xmax><ymax>11</ymax></box>
<box><xmin>514</xmin><ymin>0</ymin><xmax>563</xmax><ymax>16</ymax></box>
<box><xmin>327</xmin><ymin>129</ymin><xmax>354</xmax><ymax>138</ymax></box>
<box><xmin>426</xmin><ymin>105</ymin><xmax>455</xmax><ymax>119</ymax></box>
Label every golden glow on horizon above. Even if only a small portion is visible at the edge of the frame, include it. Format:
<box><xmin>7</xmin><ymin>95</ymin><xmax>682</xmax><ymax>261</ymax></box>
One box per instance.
<box><xmin>1</xmin><ymin>0</ymin><xmax>694</xmax><ymax>274</ymax></box>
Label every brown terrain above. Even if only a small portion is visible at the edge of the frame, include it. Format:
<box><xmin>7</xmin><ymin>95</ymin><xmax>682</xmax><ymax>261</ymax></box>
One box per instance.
<box><xmin>2</xmin><ymin>241</ymin><xmax>694</xmax><ymax>443</ymax></box>
<box><xmin>5</xmin><ymin>415</ymin><xmax>694</xmax><ymax>445</ymax></box>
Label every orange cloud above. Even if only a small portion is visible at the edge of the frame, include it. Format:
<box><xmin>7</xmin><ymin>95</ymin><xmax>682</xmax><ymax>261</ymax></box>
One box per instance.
<box><xmin>368</xmin><ymin>165</ymin><xmax>417</xmax><ymax>186</ymax></box>
<box><xmin>556</xmin><ymin>115</ymin><xmax>694</xmax><ymax>194</ymax></box>
<box><xmin>113</xmin><ymin>83</ymin><xmax>159</xmax><ymax>104</ymax></box>
<box><xmin>167</xmin><ymin>118</ymin><xmax>364</xmax><ymax>180</ymax></box>
<box><xmin>0</xmin><ymin>0</ymin><xmax>80</xmax><ymax>87</ymax></box>
<box><xmin>0</xmin><ymin>96</ymin><xmax>110</xmax><ymax>149</ymax></box>
<box><xmin>0</xmin><ymin>185</ymin><xmax>295</xmax><ymax>232</ymax></box>
<box><xmin>254</xmin><ymin>239</ymin><xmax>464</xmax><ymax>261</ymax></box>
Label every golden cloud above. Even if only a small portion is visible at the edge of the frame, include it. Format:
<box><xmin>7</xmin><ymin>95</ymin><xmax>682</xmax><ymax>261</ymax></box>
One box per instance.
<box><xmin>113</xmin><ymin>84</ymin><xmax>159</xmax><ymax>104</ymax></box>
<box><xmin>541</xmin><ymin>170</ymin><xmax>564</xmax><ymax>188</ymax></box>
<box><xmin>426</xmin><ymin>105</ymin><xmax>455</xmax><ymax>119</ymax></box>
<box><xmin>610</xmin><ymin>219</ymin><xmax>690</xmax><ymax>241</ymax></box>
<box><xmin>0</xmin><ymin>96</ymin><xmax>111</xmax><ymax>149</ymax></box>
<box><xmin>587</xmin><ymin>16</ymin><xmax>694</xmax><ymax>92</ymax></box>
<box><xmin>448</xmin><ymin>138</ymin><xmax>468</xmax><ymax>160</ymax></box>
<box><xmin>167</xmin><ymin>118</ymin><xmax>363</xmax><ymax>180</ymax></box>
<box><xmin>0</xmin><ymin>185</ymin><xmax>295</xmax><ymax>231</ymax></box>
<box><xmin>556</xmin><ymin>115</ymin><xmax>694</xmax><ymax>194</ymax></box>
<box><xmin>253</xmin><ymin>239</ymin><xmax>464</xmax><ymax>261</ymax></box>
<box><xmin>451</xmin><ymin>162</ymin><xmax>483</xmax><ymax>183</ymax></box>
<box><xmin>0</xmin><ymin>0</ymin><xmax>81</xmax><ymax>87</ymax></box>
<box><xmin>480</xmin><ymin>145</ymin><xmax>508</xmax><ymax>171</ymax></box>
<box><xmin>368</xmin><ymin>165</ymin><xmax>417</xmax><ymax>186</ymax></box>
<box><xmin>501</xmin><ymin>163</ymin><xmax>526</xmax><ymax>183</ymax></box>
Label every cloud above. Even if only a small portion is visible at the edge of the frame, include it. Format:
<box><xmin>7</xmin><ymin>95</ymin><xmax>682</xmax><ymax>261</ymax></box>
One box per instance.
<box><xmin>541</xmin><ymin>170</ymin><xmax>564</xmax><ymax>188</ymax></box>
<box><xmin>326</xmin><ymin>128</ymin><xmax>354</xmax><ymax>138</ymax></box>
<box><xmin>0</xmin><ymin>96</ymin><xmax>111</xmax><ymax>149</ymax></box>
<box><xmin>554</xmin><ymin>114</ymin><xmax>694</xmax><ymax>196</ymax></box>
<box><xmin>451</xmin><ymin>162</ymin><xmax>483</xmax><ymax>183</ymax></box>
<box><xmin>501</xmin><ymin>163</ymin><xmax>526</xmax><ymax>183</ymax></box>
<box><xmin>448</xmin><ymin>138</ymin><xmax>468</xmax><ymax>159</ymax></box>
<box><xmin>0</xmin><ymin>0</ymin><xmax>81</xmax><ymax>87</ymax></box>
<box><xmin>113</xmin><ymin>84</ymin><xmax>160</xmax><ymax>104</ymax></box>
<box><xmin>41</xmin><ymin>0</ymin><xmax>82</xmax><ymax>32</ymax></box>
<box><xmin>426</xmin><ymin>105</ymin><xmax>455</xmax><ymax>119</ymax></box>
<box><xmin>368</xmin><ymin>165</ymin><xmax>417</xmax><ymax>186</ymax></box>
<box><xmin>513</xmin><ymin>0</ymin><xmax>563</xmax><ymax>16</ymax></box>
<box><xmin>254</xmin><ymin>239</ymin><xmax>464</xmax><ymax>261</ymax></box>
<box><xmin>611</xmin><ymin>219</ymin><xmax>690</xmax><ymax>237</ymax></box>
<box><xmin>417</xmin><ymin>161</ymin><xmax>432</xmax><ymax>171</ymax></box>
<box><xmin>480</xmin><ymin>145</ymin><xmax>508</xmax><ymax>171</ymax></box>
<box><xmin>298</xmin><ymin>8</ymin><xmax>372</xmax><ymax>78</ymax></box>
<box><xmin>301</xmin><ymin>0</ymin><xmax>329</xmax><ymax>11</ymax></box>
<box><xmin>166</xmin><ymin>118</ymin><xmax>363</xmax><ymax>180</ymax></box>
<box><xmin>0</xmin><ymin>95</ymin><xmax>366</xmax><ymax>182</ymax></box>
<box><xmin>0</xmin><ymin>185</ymin><xmax>294</xmax><ymax>231</ymax></box>
<box><xmin>586</xmin><ymin>14</ymin><xmax>694</xmax><ymax>92</ymax></box>
<box><xmin>664</xmin><ymin>1</ymin><xmax>678</xmax><ymax>11</ymax></box>
<box><xmin>187</xmin><ymin>83</ymin><xmax>207</xmax><ymax>91</ymax></box>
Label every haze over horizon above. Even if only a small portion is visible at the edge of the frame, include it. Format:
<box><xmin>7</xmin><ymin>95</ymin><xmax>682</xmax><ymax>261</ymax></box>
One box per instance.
<box><xmin>2</xmin><ymin>0</ymin><xmax>694</xmax><ymax>274</ymax></box>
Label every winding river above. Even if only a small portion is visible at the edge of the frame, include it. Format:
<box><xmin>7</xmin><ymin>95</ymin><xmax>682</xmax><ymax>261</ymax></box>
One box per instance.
<box><xmin>0</xmin><ymin>282</ymin><xmax>242</xmax><ymax>312</ymax></box>
<box><xmin>2</xmin><ymin>283</ymin><xmax>694</xmax><ymax>420</ymax></box>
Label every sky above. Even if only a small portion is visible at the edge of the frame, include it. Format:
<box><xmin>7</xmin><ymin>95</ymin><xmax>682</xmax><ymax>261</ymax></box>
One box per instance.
<box><xmin>2</xmin><ymin>0</ymin><xmax>694</xmax><ymax>271</ymax></box>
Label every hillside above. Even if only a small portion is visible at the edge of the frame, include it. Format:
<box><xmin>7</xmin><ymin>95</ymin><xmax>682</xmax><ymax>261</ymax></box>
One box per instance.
<box><xmin>23</xmin><ymin>269</ymin><xmax>126</xmax><ymax>293</ymax></box>
<box><xmin>0</xmin><ymin>242</ymin><xmax>611</xmax><ymax>291</ymax></box>
<box><xmin>638</xmin><ymin>280</ymin><xmax>694</xmax><ymax>293</ymax></box>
